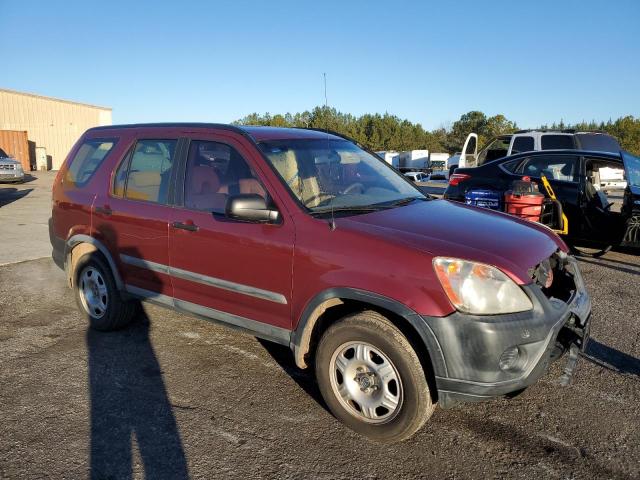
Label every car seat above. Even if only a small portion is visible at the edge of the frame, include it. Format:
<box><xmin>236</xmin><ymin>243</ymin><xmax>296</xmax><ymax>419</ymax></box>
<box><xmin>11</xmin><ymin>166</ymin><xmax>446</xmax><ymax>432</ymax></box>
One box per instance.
<box><xmin>218</xmin><ymin>150</ymin><xmax>267</xmax><ymax>199</ymax></box>
<box><xmin>126</xmin><ymin>171</ymin><xmax>162</xmax><ymax>201</ymax></box>
<box><xmin>269</xmin><ymin>148</ymin><xmax>322</xmax><ymax>207</ymax></box>
<box><xmin>186</xmin><ymin>158</ymin><xmax>228</xmax><ymax>211</ymax></box>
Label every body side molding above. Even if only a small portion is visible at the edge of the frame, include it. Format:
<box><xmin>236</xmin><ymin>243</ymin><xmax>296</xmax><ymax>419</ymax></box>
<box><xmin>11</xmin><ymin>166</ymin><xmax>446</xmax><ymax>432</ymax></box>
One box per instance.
<box><xmin>120</xmin><ymin>254</ymin><xmax>287</xmax><ymax>304</ymax></box>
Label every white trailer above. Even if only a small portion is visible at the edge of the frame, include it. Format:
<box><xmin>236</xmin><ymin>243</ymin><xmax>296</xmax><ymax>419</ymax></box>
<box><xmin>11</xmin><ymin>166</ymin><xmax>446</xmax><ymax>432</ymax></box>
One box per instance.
<box><xmin>376</xmin><ymin>151</ymin><xmax>400</xmax><ymax>168</ymax></box>
<box><xmin>398</xmin><ymin>150</ymin><xmax>429</xmax><ymax>172</ymax></box>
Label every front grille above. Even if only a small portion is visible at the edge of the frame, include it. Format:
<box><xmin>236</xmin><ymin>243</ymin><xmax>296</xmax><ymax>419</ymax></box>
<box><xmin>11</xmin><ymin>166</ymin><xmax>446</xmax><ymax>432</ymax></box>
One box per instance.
<box><xmin>0</xmin><ymin>164</ymin><xmax>15</xmax><ymax>170</ymax></box>
<box><xmin>530</xmin><ymin>253</ymin><xmax>576</xmax><ymax>302</ymax></box>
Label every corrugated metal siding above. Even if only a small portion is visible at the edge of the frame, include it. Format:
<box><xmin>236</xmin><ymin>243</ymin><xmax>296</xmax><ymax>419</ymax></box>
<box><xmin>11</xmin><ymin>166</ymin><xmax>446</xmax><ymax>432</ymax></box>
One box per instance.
<box><xmin>0</xmin><ymin>130</ymin><xmax>29</xmax><ymax>170</ymax></box>
<box><xmin>0</xmin><ymin>89</ymin><xmax>112</xmax><ymax>170</ymax></box>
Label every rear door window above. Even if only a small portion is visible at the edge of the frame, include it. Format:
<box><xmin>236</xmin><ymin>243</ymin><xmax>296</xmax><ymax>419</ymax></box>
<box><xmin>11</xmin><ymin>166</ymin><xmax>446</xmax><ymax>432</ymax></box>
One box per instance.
<box><xmin>65</xmin><ymin>139</ymin><xmax>117</xmax><ymax>187</ymax></box>
<box><xmin>511</xmin><ymin>136</ymin><xmax>534</xmax><ymax>154</ymax></box>
<box><xmin>541</xmin><ymin>135</ymin><xmax>575</xmax><ymax>150</ymax></box>
<box><xmin>513</xmin><ymin>155</ymin><xmax>580</xmax><ymax>182</ymax></box>
<box><xmin>114</xmin><ymin>139</ymin><xmax>177</xmax><ymax>204</ymax></box>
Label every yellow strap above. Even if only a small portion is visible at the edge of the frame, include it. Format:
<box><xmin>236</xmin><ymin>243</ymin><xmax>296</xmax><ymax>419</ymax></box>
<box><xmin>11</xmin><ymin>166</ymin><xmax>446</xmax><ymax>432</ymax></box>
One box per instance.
<box><xmin>540</xmin><ymin>175</ymin><xmax>569</xmax><ymax>235</ymax></box>
<box><xmin>540</xmin><ymin>174</ymin><xmax>556</xmax><ymax>200</ymax></box>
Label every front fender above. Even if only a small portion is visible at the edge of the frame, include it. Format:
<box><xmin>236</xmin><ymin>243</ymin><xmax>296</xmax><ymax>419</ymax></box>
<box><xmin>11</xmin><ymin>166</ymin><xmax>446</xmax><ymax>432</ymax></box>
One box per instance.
<box><xmin>290</xmin><ymin>287</ymin><xmax>448</xmax><ymax>381</ymax></box>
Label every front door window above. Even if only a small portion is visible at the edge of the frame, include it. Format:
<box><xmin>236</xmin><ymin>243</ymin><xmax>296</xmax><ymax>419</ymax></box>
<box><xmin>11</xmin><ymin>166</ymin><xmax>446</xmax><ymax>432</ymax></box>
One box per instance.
<box><xmin>184</xmin><ymin>140</ymin><xmax>267</xmax><ymax>213</ymax></box>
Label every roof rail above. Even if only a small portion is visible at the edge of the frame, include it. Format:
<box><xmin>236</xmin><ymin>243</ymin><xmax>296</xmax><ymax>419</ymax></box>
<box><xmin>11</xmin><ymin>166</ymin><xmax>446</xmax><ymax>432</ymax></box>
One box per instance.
<box><xmin>87</xmin><ymin>122</ymin><xmax>245</xmax><ymax>134</ymax></box>
<box><xmin>514</xmin><ymin>128</ymin><xmax>577</xmax><ymax>134</ymax></box>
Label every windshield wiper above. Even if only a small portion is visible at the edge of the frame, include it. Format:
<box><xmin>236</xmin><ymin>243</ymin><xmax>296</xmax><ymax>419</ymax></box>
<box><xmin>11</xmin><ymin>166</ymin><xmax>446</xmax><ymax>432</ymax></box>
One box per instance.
<box><xmin>309</xmin><ymin>205</ymin><xmax>382</xmax><ymax>216</ymax></box>
<box><xmin>386</xmin><ymin>196</ymin><xmax>425</xmax><ymax>207</ymax></box>
<box><xmin>310</xmin><ymin>197</ymin><xmax>427</xmax><ymax>216</ymax></box>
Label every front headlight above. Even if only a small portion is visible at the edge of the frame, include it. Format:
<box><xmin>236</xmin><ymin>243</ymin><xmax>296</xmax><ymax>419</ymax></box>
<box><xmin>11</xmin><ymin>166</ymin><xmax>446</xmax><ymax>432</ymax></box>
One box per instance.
<box><xmin>433</xmin><ymin>257</ymin><xmax>533</xmax><ymax>315</ymax></box>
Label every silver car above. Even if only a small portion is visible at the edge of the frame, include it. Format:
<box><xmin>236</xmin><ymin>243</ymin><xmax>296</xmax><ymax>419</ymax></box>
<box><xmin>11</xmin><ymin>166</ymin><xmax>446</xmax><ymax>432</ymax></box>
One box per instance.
<box><xmin>0</xmin><ymin>148</ymin><xmax>25</xmax><ymax>182</ymax></box>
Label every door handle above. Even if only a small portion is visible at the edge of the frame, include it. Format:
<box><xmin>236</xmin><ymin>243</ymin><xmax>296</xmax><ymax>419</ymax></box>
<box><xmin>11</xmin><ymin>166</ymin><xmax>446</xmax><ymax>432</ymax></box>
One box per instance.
<box><xmin>95</xmin><ymin>205</ymin><xmax>112</xmax><ymax>216</ymax></box>
<box><xmin>172</xmin><ymin>220</ymin><xmax>199</xmax><ymax>232</ymax></box>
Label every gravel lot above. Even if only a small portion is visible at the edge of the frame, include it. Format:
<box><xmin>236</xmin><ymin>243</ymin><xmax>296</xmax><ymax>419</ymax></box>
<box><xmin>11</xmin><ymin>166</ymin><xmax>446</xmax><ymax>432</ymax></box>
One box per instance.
<box><xmin>0</xmin><ymin>177</ymin><xmax>639</xmax><ymax>479</ymax></box>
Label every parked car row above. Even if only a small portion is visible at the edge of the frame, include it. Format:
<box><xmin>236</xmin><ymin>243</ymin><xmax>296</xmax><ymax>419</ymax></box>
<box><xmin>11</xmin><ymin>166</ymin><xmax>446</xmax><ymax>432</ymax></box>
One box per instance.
<box><xmin>49</xmin><ymin>123</ymin><xmax>593</xmax><ymax>443</ymax></box>
<box><xmin>435</xmin><ymin>130</ymin><xmax>622</xmax><ymax>181</ymax></box>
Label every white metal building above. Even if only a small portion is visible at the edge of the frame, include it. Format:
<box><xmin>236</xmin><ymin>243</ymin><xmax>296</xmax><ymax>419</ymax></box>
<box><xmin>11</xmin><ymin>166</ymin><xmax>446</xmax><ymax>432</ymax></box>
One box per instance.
<box><xmin>0</xmin><ymin>88</ymin><xmax>112</xmax><ymax>170</ymax></box>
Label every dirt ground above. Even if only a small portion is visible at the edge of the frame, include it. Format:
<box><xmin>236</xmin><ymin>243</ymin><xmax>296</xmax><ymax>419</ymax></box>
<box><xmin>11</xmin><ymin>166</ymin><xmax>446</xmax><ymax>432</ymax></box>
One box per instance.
<box><xmin>0</xmin><ymin>251</ymin><xmax>639</xmax><ymax>480</ymax></box>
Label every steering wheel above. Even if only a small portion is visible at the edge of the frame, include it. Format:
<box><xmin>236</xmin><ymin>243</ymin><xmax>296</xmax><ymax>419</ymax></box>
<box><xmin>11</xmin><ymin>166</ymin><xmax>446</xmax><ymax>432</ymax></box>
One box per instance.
<box><xmin>342</xmin><ymin>182</ymin><xmax>365</xmax><ymax>195</ymax></box>
<box><xmin>305</xmin><ymin>192</ymin><xmax>336</xmax><ymax>208</ymax></box>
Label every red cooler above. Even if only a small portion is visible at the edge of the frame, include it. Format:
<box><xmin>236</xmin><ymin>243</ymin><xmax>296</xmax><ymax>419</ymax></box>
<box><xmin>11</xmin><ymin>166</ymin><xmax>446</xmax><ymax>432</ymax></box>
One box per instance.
<box><xmin>504</xmin><ymin>177</ymin><xmax>545</xmax><ymax>222</ymax></box>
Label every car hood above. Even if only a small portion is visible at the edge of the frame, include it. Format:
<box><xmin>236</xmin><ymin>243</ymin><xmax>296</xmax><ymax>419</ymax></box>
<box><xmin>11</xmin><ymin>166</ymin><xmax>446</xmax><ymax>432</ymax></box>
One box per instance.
<box><xmin>340</xmin><ymin>199</ymin><xmax>565</xmax><ymax>284</ymax></box>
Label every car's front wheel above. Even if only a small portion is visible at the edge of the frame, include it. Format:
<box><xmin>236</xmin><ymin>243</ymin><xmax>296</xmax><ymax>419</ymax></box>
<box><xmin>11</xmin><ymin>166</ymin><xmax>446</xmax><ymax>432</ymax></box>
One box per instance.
<box><xmin>315</xmin><ymin>311</ymin><xmax>435</xmax><ymax>443</ymax></box>
<box><xmin>74</xmin><ymin>253</ymin><xmax>139</xmax><ymax>331</ymax></box>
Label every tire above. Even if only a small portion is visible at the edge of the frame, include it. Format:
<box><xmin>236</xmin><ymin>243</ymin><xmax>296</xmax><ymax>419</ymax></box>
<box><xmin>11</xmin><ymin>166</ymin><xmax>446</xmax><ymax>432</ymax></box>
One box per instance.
<box><xmin>74</xmin><ymin>253</ymin><xmax>139</xmax><ymax>331</ymax></box>
<box><xmin>315</xmin><ymin>310</ymin><xmax>434</xmax><ymax>443</ymax></box>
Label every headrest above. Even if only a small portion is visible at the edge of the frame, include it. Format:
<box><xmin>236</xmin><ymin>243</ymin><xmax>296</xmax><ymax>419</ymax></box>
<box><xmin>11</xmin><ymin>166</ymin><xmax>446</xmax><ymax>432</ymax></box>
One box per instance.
<box><xmin>269</xmin><ymin>149</ymin><xmax>299</xmax><ymax>186</ymax></box>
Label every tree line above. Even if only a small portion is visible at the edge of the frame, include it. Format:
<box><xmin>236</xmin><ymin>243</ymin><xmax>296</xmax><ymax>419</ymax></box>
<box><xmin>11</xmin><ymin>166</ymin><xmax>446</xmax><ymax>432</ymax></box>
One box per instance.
<box><xmin>234</xmin><ymin>107</ymin><xmax>640</xmax><ymax>155</ymax></box>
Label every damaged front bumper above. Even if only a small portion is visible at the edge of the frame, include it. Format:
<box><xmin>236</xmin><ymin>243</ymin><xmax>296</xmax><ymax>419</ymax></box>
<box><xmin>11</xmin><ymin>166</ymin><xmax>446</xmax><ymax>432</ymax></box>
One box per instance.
<box><xmin>420</xmin><ymin>256</ymin><xmax>591</xmax><ymax>408</ymax></box>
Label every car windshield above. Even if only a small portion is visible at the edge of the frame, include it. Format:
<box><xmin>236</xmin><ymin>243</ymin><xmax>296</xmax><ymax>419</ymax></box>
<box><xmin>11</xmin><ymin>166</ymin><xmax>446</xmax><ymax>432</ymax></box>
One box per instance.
<box><xmin>258</xmin><ymin>138</ymin><xmax>425</xmax><ymax>213</ymax></box>
<box><xmin>622</xmin><ymin>151</ymin><xmax>640</xmax><ymax>187</ymax></box>
<box><xmin>0</xmin><ymin>148</ymin><xmax>8</xmax><ymax>158</ymax></box>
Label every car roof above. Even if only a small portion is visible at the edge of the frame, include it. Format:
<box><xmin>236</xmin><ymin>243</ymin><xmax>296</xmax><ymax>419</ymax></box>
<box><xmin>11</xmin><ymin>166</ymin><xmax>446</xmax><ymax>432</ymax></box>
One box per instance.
<box><xmin>237</xmin><ymin>126</ymin><xmax>345</xmax><ymax>141</ymax></box>
<box><xmin>494</xmin><ymin>149</ymin><xmax>622</xmax><ymax>163</ymax></box>
<box><xmin>87</xmin><ymin>123</ymin><xmax>345</xmax><ymax>142</ymax></box>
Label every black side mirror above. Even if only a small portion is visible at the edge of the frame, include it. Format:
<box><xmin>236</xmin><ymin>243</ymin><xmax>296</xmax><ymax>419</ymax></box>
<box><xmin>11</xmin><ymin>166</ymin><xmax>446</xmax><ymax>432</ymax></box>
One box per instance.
<box><xmin>225</xmin><ymin>194</ymin><xmax>280</xmax><ymax>223</ymax></box>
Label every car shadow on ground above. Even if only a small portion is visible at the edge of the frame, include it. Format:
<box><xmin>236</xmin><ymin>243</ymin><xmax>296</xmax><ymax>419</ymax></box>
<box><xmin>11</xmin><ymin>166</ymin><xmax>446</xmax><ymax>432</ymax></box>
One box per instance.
<box><xmin>453</xmin><ymin>414</ymin><xmax>623</xmax><ymax>478</ymax></box>
<box><xmin>577</xmin><ymin>256</ymin><xmax>640</xmax><ymax>276</ymax></box>
<box><xmin>18</xmin><ymin>174</ymin><xmax>38</xmax><ymax>183</ymax></box>
<box><xmin>581</xmin><ymin>338</ymin><xmax>640</xmax><ymax>378</ymax></box>
<box><xmin>87</xmin><ymin>307</ymin><xmax>189</xmax><ymax>479</ymax></box>
<box><xmin>257</xmin><ymin>338</ymin><xmax>329</xmax><ymax>412</ymax></box>
<box><xmin>0</xmin><ymin>187</ymin><xmax>33</xmax><ymax>207</ymax></box>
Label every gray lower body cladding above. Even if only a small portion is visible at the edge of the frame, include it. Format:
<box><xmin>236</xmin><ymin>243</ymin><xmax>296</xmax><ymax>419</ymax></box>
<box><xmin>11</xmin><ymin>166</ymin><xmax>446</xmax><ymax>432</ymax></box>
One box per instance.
<box><xmin>418</xmin><ymin>262</ymin><xmax>591</xmax><ymax>408</ymax></box>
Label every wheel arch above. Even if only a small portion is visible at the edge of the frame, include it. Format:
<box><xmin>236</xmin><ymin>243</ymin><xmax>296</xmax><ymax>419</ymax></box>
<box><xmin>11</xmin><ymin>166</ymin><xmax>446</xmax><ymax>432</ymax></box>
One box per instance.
<box><xmin>65</xmin><ymin>235</ymin><xmax>124</xmax><ymax>290</ymax></box>
<box><xmin>290</xmin><ymin>288</ymin><xmax>447</xmax><ymax>402</ymax></box>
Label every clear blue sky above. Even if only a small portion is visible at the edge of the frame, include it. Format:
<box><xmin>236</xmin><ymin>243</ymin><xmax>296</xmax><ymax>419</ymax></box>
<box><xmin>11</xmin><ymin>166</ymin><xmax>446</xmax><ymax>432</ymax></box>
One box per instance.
<box><xmin>1</xmin><ymin>0</ymin><xmax>638</xmax><ymax>130</ymax></box>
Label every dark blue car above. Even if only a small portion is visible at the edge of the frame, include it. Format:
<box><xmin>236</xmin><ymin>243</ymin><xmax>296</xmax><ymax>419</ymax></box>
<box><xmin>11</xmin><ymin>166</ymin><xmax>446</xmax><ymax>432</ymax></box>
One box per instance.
<box><xmin>444</xmin><ymin>149</ymin><xmax>640</xmax><ymax>256</ymax></box>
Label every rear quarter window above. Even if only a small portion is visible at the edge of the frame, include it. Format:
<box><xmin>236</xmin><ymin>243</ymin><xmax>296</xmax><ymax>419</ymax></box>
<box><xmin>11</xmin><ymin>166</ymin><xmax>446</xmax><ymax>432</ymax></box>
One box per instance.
<box><xmin>65</xmin><ymin>138</ymin><xmax>117</xmax><ymax>187</ymax></box>
<box><xmin>575</xmin><ymin>134</ymin><xmax>621</xmax><ymax>152</ymax></box>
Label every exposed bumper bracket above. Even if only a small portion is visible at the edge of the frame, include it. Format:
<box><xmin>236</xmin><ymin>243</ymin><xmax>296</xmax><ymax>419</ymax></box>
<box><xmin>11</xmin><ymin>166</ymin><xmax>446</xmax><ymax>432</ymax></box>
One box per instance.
<box><xmin>559</xmin><ymin>343</ymin><xmax>580</xmax><ymax>386</ymax></box>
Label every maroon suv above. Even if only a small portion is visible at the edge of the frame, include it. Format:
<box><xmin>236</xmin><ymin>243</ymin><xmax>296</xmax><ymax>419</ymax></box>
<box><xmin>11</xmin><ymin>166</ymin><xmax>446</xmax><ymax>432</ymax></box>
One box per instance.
<box><xmin>50</xmin><ymin>124</ymin><xmax>591</xmax><ymax>442</ymax></box>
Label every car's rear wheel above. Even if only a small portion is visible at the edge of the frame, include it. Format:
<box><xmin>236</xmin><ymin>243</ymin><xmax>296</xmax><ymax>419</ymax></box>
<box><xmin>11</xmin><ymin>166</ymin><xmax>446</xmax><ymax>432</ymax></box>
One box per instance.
<box><xmin>315</xmin><ymin>311</ymin><xmax>434</xmax><ymax>443</ymax></box>
<box><xmin>74</xmin><ymin>253</ymin><xmax>138</xmax><ymax>331</ymax></box>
